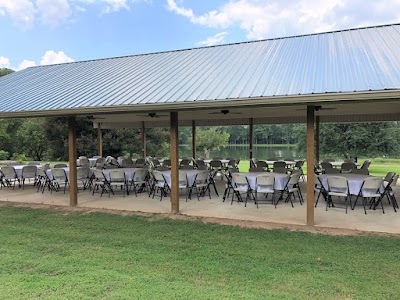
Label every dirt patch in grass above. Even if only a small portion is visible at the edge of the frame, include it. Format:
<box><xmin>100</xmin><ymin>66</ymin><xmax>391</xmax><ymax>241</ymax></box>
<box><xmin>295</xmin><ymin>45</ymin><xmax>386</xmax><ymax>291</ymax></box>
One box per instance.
<box><xmin>0</xmin><ymin>200</ymin><xmax>398</xmax><ymax>238</ymax></box>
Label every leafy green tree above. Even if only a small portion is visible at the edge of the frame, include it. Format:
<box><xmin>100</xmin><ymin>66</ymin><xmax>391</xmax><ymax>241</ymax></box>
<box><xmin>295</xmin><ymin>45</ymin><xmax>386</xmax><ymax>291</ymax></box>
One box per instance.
<box><xmin>0</xmin><ymin>68</ymin><xmax>14</xmax><ymax>77</ymax></box>
<box><xmin>0</xmin><ymin>118</ymin><xmax>23</xmax><ymax>159</ymax></box>
<box><xmin>188</xmin><ymin>127</ymin><xmax>230</xmax><ymax>158</ymax></box>
<box><xmin>294</xmin><ymin>122</ymin><xmax>400</xmax><ymax>158</ymax></box>
<box><xmin>17</xmin><ymin>118</ymin><xmax>47</xmax><ymax>160</ymax></box>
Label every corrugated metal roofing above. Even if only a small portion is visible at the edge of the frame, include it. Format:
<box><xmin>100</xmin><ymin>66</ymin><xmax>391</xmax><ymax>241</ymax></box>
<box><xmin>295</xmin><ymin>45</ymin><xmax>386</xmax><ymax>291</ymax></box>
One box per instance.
<box><xmin>1</xmin><ymin>23</ymin><xmax>400</xmax><ymax>115</ymax></box>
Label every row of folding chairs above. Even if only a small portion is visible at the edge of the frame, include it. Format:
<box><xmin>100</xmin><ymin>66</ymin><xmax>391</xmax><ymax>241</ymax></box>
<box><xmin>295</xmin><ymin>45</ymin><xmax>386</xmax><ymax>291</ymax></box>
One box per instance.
<box><xmin>149</xmin><ymin>170</ymin><xmax>215</xmax><ymax>202</ymax></box>
<box><xmin>314</xmin><ymin>172</ymin><xmax>398</xmax><ymax>214</ymax></box>
<box><xmin>223</xmin><ymin>172</ymin><xmax>303</xmax><ymax>209</ymax></box>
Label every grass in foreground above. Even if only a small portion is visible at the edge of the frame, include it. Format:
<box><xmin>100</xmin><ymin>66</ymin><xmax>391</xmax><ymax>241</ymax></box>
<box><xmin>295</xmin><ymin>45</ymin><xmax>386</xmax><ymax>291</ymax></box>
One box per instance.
<box><xmin>0</xmin><ymin>206</ymin><xmax>400</xmax><ymax>299</ymax></box>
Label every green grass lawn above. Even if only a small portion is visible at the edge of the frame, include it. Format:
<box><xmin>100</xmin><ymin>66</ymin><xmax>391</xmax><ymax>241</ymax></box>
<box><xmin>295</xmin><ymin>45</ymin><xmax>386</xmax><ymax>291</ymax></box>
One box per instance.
<box><xmin>1</xmin><ymin>206</ymin><xmax>400</xmax><ymax>299</ymax></box>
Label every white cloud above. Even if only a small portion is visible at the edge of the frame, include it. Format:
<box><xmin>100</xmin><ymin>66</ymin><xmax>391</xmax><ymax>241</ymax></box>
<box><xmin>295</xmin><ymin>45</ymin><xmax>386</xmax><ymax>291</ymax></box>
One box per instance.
<box><xmin>198</xmin><ymin>32</ymin><xmax>228</xmax><ymax>46</ymax></box>
<box><xmin>1</xmin><ymin>51</ymin><xmax>74</xmax><ymax>71</ymax></box>
<box><xmin>0</xmin><ymin>0</ymin><xmax>143</xmax><ymax>29</ymax></box>
<box><xmin>166</xmin><ymin>0</ymin><xmax>400</xmax><ymax>40</ymax></box>
<box><xmin>18</xmin><ymin>59</ymin><xmax>37</xmax><ymax>70</ymax></box>
<box><xmin>0</xmin><ymin>56</ymin><xmax>11</xmax><ymax>68</ymax></box>
<box><xmin>40</xmin><ymin>50</ymin><xmax>75</xmax><ymax>65</ymax></box>
<box><xmin>101</xmin><ymin>0</ymin><xmax>129</xmax><ymax>14</ymax></box>
<box><xmin>36</xmin><ymin>0</ymin><xmax>71</xmax><ymax>26</ymax></box>
<box><xmin>0</xmin><ymin>0</ymin><xmax>35</xmax><ymax>29</ymax></box>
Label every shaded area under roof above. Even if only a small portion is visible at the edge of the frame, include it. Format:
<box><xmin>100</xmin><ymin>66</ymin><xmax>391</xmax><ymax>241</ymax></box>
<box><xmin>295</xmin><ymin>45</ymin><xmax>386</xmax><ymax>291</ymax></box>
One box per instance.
<box><xmin>0</xmin><ymin>24</ymin><xmax>400</xmax><ymax>119</ymax></box>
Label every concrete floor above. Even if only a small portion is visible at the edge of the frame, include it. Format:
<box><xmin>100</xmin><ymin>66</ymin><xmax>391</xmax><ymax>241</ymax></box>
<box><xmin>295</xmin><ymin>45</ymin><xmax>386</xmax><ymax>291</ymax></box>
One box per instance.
<box><xmin>1</xmin><ymin>179</ymin><xmax>399</xmax><ymax>234</ymax></box>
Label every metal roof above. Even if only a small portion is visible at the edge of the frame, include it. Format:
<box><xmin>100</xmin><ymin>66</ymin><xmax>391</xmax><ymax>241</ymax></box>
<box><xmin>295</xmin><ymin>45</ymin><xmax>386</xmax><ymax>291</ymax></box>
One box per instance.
<box><xmin>1</xmin><ymin>23</ymin><xmax>400</xmax><ymax>117</ymax></box>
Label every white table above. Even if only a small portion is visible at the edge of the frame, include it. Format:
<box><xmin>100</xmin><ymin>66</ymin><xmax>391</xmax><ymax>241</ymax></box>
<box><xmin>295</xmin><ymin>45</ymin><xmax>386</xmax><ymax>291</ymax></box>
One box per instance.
<box><xmin>328</xmin><ymin>162</ymin><xmax>360</xmax><ymax>168</ymax></box>
<box><xmin>102</xmin><ymin>168</ymin><xmax>142</xmax><ymax>182</ymax></box>
<box><xmin>161</xmin><ymin>170</ymin><xmax>203</xmax><ymax>187</ymax></box>
<box><xmin>242</xmin><ymin>172</ymin><xmax>290</xmax><ymax>190</ymax></box>
<box><xmin>319</xmin><ymin>173</ymin><xmax>380</xmax><ymax>195</ymax></box>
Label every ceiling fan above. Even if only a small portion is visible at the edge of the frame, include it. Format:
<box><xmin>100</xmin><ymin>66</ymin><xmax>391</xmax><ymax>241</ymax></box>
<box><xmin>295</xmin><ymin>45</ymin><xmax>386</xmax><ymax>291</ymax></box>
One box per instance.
<box><xmin>136</xmin><ymin>112</ymin><xmax>168</xmax><ymax>118</ymax></box>
<box><xmin>209</xmin><ymin>109</ymin><xmax>242</xmax><ymax>115</ymax></box>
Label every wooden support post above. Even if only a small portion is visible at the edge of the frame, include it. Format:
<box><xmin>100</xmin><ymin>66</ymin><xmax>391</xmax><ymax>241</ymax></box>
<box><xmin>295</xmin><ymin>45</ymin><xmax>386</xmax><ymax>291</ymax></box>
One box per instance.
<box><xmin>141</xmin><ymin>121</ymin><xmax>146</xmax><ymax>158</ymax></box>
<box><xmin>97</xmin><ymin>123</ymin><xmax>103</xmax><ymax>157</ymax></box>
<box><xmin>249</xmin><ymin>118</ymin><xmax>254</xmax><ymax>168</ymax></box>
<box><xmin>192</xmin><ymin>120</ymin><xmax>196</xmax><ymax>159</ymax></box>
<box><xmin>170</xmin><ymin>112</ymin><xmax>179</xmax><ymax>213</ymax></box>
<box><xmin>306</xmin><ymin>106</ymin><xmax>315</xmax><ymax>226</ymax></box>
<box><xmin>315</xmin><ymin>116</ymin><xmax>320</xmax><ymax>164</ymax></box>
<box><xmin>68</xmin><ymin>116</ymin><xmax>78</xmax><ymax>207</ymax></box>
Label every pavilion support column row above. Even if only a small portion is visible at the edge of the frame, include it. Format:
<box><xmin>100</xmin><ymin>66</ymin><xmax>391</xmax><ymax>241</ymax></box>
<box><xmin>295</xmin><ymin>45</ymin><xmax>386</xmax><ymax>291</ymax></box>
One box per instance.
<box><xmin>249</xmin><ymin>118</ymin><xmax>254</xmax><ymax>168</ymax></box>
<box><xmin>141</xmin><ymin>121</ymin><xmax>146</xmax><ymax>158</ymax></box>
<box><xmin>68</xmin><ymin>116</ymin><xmax>78</xmax><ymax>207</ymax></box>
<box><xmin>97</xmin><ymin>123</ymin><xmax>103</xmax><ymax>157</ymax></box>
<box><xmin>306</xmin><ymin>106</ymin><xmax>315</xmax><ymax>226</ymax></box>
<box><xmin>192</xmin><ymin>120</ymin><xmax>196</xmax><ymax>159</ymax></box>
<box><xmin>170</xmin><ymin>112</ymin><xmax>179</xmax><ymax>213</ymax></box>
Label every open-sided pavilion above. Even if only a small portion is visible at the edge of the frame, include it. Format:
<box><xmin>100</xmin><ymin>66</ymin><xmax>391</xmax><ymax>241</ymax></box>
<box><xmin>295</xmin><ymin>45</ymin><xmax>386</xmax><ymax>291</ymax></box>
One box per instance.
<box><xmin>0</xmin><ymin>23</ymin><xmax>399</xmax><ymax>226</ymax></box>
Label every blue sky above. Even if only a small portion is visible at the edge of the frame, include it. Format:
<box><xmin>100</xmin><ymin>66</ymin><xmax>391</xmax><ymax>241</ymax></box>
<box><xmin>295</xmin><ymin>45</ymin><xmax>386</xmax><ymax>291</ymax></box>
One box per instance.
<box><xmin>1</xmin><ymin>0</ymin><xmax>400</xmax><ymax>71</ymax></box>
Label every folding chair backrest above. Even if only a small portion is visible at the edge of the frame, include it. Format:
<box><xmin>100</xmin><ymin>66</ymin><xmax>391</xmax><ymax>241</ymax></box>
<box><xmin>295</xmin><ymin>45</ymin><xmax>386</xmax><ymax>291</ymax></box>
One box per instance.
<box><xmin>152</xmin><ymin>170</ymin><xmax>165</xmax><ymax>182</ymax></box>
<box><xmin>1</xmin><ymin>166</ymin><xmax>17</xmax><ymax>179</ymax></box>
<box><xmin>288</xmin><ymin>173</ymin><xmax>301</xmax><ymax>186</ymax></box>
<box><xmin>135</xmin><ymin>158</ymin><xmax>146</xmax><ymax>167</ymax></box>
<box><xmin>134</xmin><ymin>169</ymin><xmax>148</xmax><ymax>182</ymax></box>
<box><xmin>273</xmin><ymin>167</ymin><xmax>287</xmax><ymax>174</ymax></box>
<box><xmin>151</xmin><ymin>159</ymin><xmax>161</xmax><ymax>168</ymax></box>
<box><xmin>231</xmin><ymin>173</ymin><xmax>248</xmax><ymax>185</ymax></box>
<box><xmin>80</xmin><ymin>158</ymin><xmax>90</xmax><ymax>165</ymax></box>
<box><xmin>180</xmin><ymin>159</ymin><xmax>190</xmax><ymax>166</ymax></box>
<box><xmin>93</xmin><ymin>169</ymin><xmax>105</xmax><ymax>180</ymax></box>
<box><xmin>54</xmin><ymin>163</ymin><xmax>67</xmax><ymax>168</ymax></box>
<box><xmin>195</xmin><ymin>170</ymin><xmax>209</xmax><ymax>183</ymax></box>
<box><xmin>52</xmin><ymin>168</ymin><xmax>67</xmax><ymax>180</ymax></box>
<box><xmin>210</xmin><ymin>160</ymin><xmax>222</xmax><ymax>168</ymax></box>
<box><xmin>361</xmin><ymin>160</ymin><xmax>371</xmax><ymax>169</ymax></box>
<box><xmin>37</xmin><ymin>168</ymin><xmax>47</xmax><ymax>178</ymax></box>
<box><xmin>327</xmin><ymin>176</ymin><xmax>348</xmax><ymax>192</ymax></box>
<box><xmin>195</xmin><ymin>159</ymin><xmax>205</xmax><ymax>167</ymax></box>
<box><xmin>362</xmin><ymin>177</ymin><xmax>383</xmax><ymax>192</ymax></box>
<box><xmin>156</xmin><ymin>166</ymin><xmax>170</xmax><ymax>171</ymax></box>
<box><xmin>256</xmin><ymin>174</ymin><xmax>275</xmax><ymax>186</ymax></box>
<box><xmin>77</xmin><ymin>167</ymin><xmax>90</xmax><ymax>179</ymax></box>
<box><xmin>109</xmin><ymin>170</ymin><xmax>126</xmax><ymax>182</ymax></box>
<box><xmin>320</xmin><ymin>161</ymin><xmax>333</xmax><ymax>169</ymax></box>
<box><xmin>257</xmin><ymin>161</ymin><xmax>268</xmax><ymax>168</ymax></box>
<box><xmin>323</xmin><ymin>159</ymin><xmax>335</xmax><ymax>162</ymax></box>
<box><xmin>163</xmin><ymin>159</ymin><xmax>171</xmax><ymax>167</ymax></box>
<box><xmin>273</xmin><ymin>161</ymin><xmax>286</xmax><ymax>168</ymax></box>
<box><xmin>392</xmin><ymin>175</ymin><xmax>399</xmax><ymax>187</ymax></box>
<box><xmin>197</xmin><ymin>165</ymin><xmax>208</xmax><ymax>170</ymax></box>
<box><xmin>227</xmin><ymin>159</ymin><xmax>237</xmax><ymax>167</ymax></box>
<box><xmin>341</xmin><ymin>162</ymin><xmax>357</xmax><ymax>171</ymax></box>
<box><xmin>295</xmin><ymin>160</ymin><xmax>304</xmax><ymax>168</ymax></box>
<box><xmin>42</xmin><ymin>163</ymin><xmax>50</xmax><ymax>171</ymax></box>
<box><xmin>180</xmin><ymin>165</ymin><xmax>194</xmax><ymax>170</ymax></box>
<box><xmin>229</xmin><ymin>167</ymin><xmax>239</xmax><ymax>175</ymax></box>
<box><xmin>249</xmin><ymin>167</ymin><xmax>264</xmax><ymax>172</ymax></box>
<box><xmin>22</xmin><ymin>166</ymin><xmax>37</xmax><ymax>178</ymax></box>
<box><xmin>384</xmin><ymin>172</ymin><xmax>396</xmax><ymax>183</ymax></box>
<box><xmin>120</xmin><ymin>158</ymin><xmax>133</xmax><ymax>167</ymax></box>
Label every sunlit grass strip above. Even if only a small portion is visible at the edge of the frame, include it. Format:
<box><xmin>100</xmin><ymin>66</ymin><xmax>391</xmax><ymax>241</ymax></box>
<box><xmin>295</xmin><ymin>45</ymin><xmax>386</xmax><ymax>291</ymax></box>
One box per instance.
<box><xmin>0</xmin><ymin>206</ymin><xmax>400</xmax><ymax>299</ymax></box>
